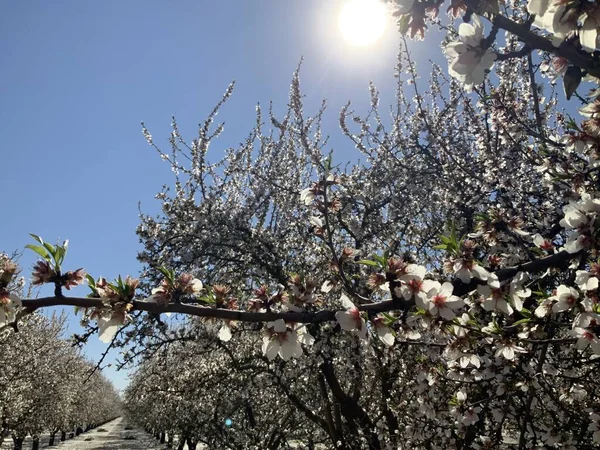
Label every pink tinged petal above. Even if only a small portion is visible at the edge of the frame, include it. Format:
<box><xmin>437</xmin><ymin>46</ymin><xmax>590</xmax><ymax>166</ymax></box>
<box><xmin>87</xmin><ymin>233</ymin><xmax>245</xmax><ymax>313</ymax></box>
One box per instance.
<box><xmin>497</xmin><ymin>299</ymin><xmax>513</xmax><ymax>316</ymax></box>
<box><xmin>9</xmin><ymin>293</ymin><xmax>21</xmax><ymax>307</ymax></box>
<box><xmin>439</xmin><ymin>306</ymin><xmax>456</xmax><ymax>320</ymax></box>
<box><xmin>376</xmin><ymin>324</ymin><xmax>395</xmax><ymax>346</ymax></box>
<box><xmin>557</xmin><ymin>284</ymin><xmax>575</xmax><ymax>298</ymax></box>
<box><xmin>487</xmin><ymin>274</ymin><xmax>500</xmax><ymax>289</ymax></box>
<box><xmin>502</xmin><ymin>346</ymin><xmax>515</xmax><ymax>360</ymax></box>
<box><xmin>458</xmin><ymin>22</ymin><xmax>476</xmax><ymax>40</ymax></box>
<box><xmin>356</xmin><ymin>320</ymin><xmax>368</xmax><ymax>340</ymax></box>
<box><xmin>291</xmin><ymin>340</ymin><xmax>303</xmax><ymax>358</ymax></box>
<box><xmin>279</xmin><ymin>337</ymin><xmax>296</xmax><ymax>361</ymax></box>
<box><xmin>477</xmin><ymin>285</ymin><xmax>492</xmax><ymax>297</ymax></box>
<box><xmin>561</xmin><ymin>206</ymin><xmax>587</xmax><ymax>229</ymax></box>
<box><xmin>440</xmin><ymin>282</ymin><xmax>454</xmax><ymax>297</ymax></box>
<box><xmin>577</xmin><ymin>336</ymin><xmax>590</xmax><ymax>351</ymax></box>
<box><xmin>336</xmin><ymin>311</ymin><xmax>358</xmax><ymax>331</ymax></box>
<box><xmin>309</xmin><ymin>216</ymin><xmax>323</xmax><ymax>228</ymax></box>
<box><xmin>564</xmin><ymin>234</ymin><xmax>586</xmax><ymax>253</ymax></box>
<box><xmin>535</xmin><ymin>301</ymin><xmax>551</xmax><ymax>317</ymax></box>
<box><xmin>398</xmin><ymin>286</ymin><xmax>412</xmax><ymax>301</ymax></box>
<box><xmin>552</xmin><ymin>299</ymin><xmax>571</xmax><ymax>313</ymax></box>
<box><xmin>422</xmin><ymin>279</ymin><xmax>440</xmax><ymax>295</ymax></box>
<box><xmin>261</xmin><ymin>336</ymin><xmax>270</xmax><ymax>354</ymax></box>
<box><xmin>456</xmin><ymin>267</ymin><xmax>471</xmax><ymax>283</ymax></box>
<box><xmin>407</xmin><ymin>264</ymin><xmax>426</xmax><ymax>279</ymax></box>
<box><xmin>340</xmin><ymin>293</ymin><xmax>356</xmax><ymax>310</ymax></box>
<box><xmin>190</xmin><ymin>278</ymin><xmax>203</xmax><ymax>293</ymax></box>
<box><xmin>298</xmin><ymin>328</ymin><xmax>315</xmax><ymax>346</ymax></box>
<box><xmin>533</xmin><ymin>234</ymin><xmax>545</xmax><ymax>247</ymax></box>
<box><xmin>471</xmin><ymin>264</ymin><xmax>490</xmax><ymax>281</ymax></box>
<box><xmin>321</xmin><ymin>280</ymin><xmax>334</xmax><ymax>293</ymax></box>
<box><xmin>445</xmin><ymin>42</ymin><xmax>467</xmax><ymax>59</ymax></box>
<box><xmin>98</xmin><ymin>318</ymin><xmax>120</xmax><ymax>343</ymax></box>
<box><xmin>445</xmin><ymin>296</ymin><xmax>464</xmax><ymax>310</ymax></box>
<box><xmin>415</xmin><ymin>292</ymin><xmax>428</xmax><ymax>310</ymax></box>
<box><xmin>271</xmin><ymin>318</ymin><xmax>287</xmax><ymax>333</ymax></box>
<box><xmin>263</xmin><ymin>338</ymin><xmax>280</xmax><ymax>361</ymax></box>
<box><xmin>481</xmin><ymin>298</ymin><xmax>494</xmax><ymax>312</ymax></box>
<box><xmin>218</xmin><ymin>324</ymin><xmax>232</xmax><ymax>342</ymax></box>
<box><xmin>512</xmin><ymin>294</ymin><xmax>524</xmax><ymax>312</ymax></box>
<box><xmin>300</xmin><ymin>188</ymin><xmax>314</xmax><ymax>205</ymax></box>
<box><xmin>527</xmin><ymin>0</ymin><xmax>552</xmax><ymax>16</ymax></box>
<box><xmin>145</xmin><ymin>294</ymin><xmax>158</xmax><ymax>304</ymax></box>
<box><xmin>428</xmin><ymin>304</ymin><xmax>439</xmax><ymax>316</ymax></box>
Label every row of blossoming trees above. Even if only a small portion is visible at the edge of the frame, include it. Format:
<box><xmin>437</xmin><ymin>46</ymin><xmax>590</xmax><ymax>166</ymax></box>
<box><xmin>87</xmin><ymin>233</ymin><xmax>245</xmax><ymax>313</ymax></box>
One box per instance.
<box><xmin>0</xmin><ymin>256</ymin><xmax>121</xmax><ymax>450</ymax></box>
<box><xmin>3</xmin><ymin>0</ymin><xmax>600</xmax><ymax>447</ymax></box>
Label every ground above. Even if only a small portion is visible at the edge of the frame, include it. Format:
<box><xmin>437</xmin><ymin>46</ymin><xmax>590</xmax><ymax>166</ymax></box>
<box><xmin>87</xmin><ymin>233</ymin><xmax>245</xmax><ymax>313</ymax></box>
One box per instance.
<box><xmin>1</xmin><ymin>418</ymin><xmax>168</xmax><ymax>450</ymax></box>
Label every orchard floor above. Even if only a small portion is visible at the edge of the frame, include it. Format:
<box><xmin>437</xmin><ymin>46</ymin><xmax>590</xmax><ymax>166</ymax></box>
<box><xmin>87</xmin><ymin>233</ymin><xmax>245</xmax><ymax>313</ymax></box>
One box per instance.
<box><xmin>1</xmin><ymin>418</ymin><xmax>174</xmax><ymax>450</ymax></box>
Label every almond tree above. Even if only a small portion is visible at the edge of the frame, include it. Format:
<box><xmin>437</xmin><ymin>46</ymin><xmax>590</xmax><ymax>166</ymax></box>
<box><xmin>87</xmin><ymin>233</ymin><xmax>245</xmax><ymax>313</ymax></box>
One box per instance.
<box><xmin>4</xmin><ymin>1</ymin><xmax>600</xmax><ymax>447</ymax></box>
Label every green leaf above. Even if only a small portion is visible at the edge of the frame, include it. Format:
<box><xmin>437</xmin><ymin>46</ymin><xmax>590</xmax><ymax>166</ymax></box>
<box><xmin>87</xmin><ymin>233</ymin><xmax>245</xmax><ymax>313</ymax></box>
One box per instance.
<box><xmin>117</xmin><ymin>275</ymin><xmax>125</xmax><ymax>291</ymax></box>
<box><xmin>54</xmin><ymin>246</ymin><xmax>64</xmax><ymax>268</ymax></box>
<box><xmin>563</xmin><ymin>66</ymin><xmax>582</xmax><ymax>100</ymax></box>
<box><xmin>512</xmin><ymin>318</ymin><xmax>531</xmax><ymax>326</ymax></box>
<box><xmin>43</xmin><ymin>242</ymin><xmax>56</xmax><ymax>258</ymax></box>
<box><xmin>86</xmin><ymin>274</ymin><xmax>96</xmax><ymax>289</ymax></box>
<box><xmin>520</xmin><ymin>308</ymin><xmax>533</xmax><ymax>318</ymax></box>
<box><xmin>59</xmin><ymin>240</ymin><xmax>69</xmax><ymax>264</ymax></box>
<box><xmin>25</xmin><ymin>244</ymin><xmax>49</xmax><ymax>260</ymax></box>
<box><xmin>433</xmin><ymin>244</ymin><xmax>447</xmax><ymax>250</ymax></box>
<box><xmin>158</xmin><ymin>266</ymin><xmax>175</xmax><ymax>284</ymax></box>
<box><xmin>356</xmin><ymin>259</ymin><xmax>379</xmax><ymax>267</ymax></box>
<box><xmin>440</xmin><ymin>235</ymin><xmax>452</xmax><ymax>245</ymax></box>
<box><xmin>397</xmin><ymin>14</ymin><xmax>410</xmax><ymax>35</ymax></box>
<box><xmin>199</xmin><ymin>295</ymin><xmax>215</xmax><ymax>304</ymax></box>
<box><xmin>29</xmin><ymin>233</ymin><xmax>44</xmax><ymax>245</ymax></box>
<box><xmin>372</xmin><ymin>254</ymin><xmax>386</xmax><ymax>266</ymax></box>
<box><xmin>325</xmin><ymin>152</ymin><xmax>333</xmax><ymax>171</ymax></box>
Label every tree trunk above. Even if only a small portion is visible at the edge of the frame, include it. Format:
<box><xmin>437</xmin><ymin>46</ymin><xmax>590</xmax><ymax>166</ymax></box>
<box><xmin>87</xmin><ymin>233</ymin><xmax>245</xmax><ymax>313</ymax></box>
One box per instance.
<box><xmin>160</xmin><ymin>432</ymin><xmax>165</xmax><ymax>444</ymax></box>
<box><xmin>12</xmin><ymin>436</ymin><xmax>24</xmax><ymax>450</ymax></box>
<box><xmin>49</xmin><ymin>432</ymin><xmax>56</xmax><ymax>446</ymax></box>
<box><xmin>60</xmin><ymin>431</ymin><xmax>66</xmax><ymax>441</ymax></box>
<box><xmin>167</xmin><ymin>433</ymin><xmax>173</xmax><ymax>448</ymax></box>
<box><xmin>187</xmin><ymin>437</ymin><xmax>198</xmax><ymax>450</ymax></box>
<box><xmin>177</xmin><ymin>436</ymin><xmax>187</xmax><ymax>450</ymax></box>
<box><xmin>31</xmin><ymin>435</ymin><xmax>40</xmax><ymax>450</ymax></box>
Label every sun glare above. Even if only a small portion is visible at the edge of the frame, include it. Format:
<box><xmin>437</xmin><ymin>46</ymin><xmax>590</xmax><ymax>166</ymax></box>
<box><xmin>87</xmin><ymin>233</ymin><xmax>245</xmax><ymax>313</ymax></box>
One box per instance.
<box><xmin>338</xmin><ymin>0</ymin><xmax>388</xmax><ymax>47</ymax></box>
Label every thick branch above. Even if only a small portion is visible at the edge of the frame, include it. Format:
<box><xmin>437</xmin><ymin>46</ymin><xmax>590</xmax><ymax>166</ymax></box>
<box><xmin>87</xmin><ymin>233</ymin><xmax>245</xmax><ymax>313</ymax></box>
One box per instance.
<box><xmin>489</xmin><ymin>13</ymin><xmax>600</xmax><ymax>78</ymax></box>
<box><xmin>12</xmin><ymin>250</ymin><xmax>577</xmax><ymax>325</ymax></box>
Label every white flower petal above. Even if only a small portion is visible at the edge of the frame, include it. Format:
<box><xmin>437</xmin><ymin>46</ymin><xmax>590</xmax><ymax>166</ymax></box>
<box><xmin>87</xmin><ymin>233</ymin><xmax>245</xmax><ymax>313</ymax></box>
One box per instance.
<box><xmin>218</xmin><ymin>324</ymin><xmax>232</xmax><ymax>342</ymax></box>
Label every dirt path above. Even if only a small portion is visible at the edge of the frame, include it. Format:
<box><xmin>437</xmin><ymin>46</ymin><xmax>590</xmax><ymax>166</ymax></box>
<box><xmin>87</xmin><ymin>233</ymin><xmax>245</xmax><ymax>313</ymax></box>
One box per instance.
<box><xmin>51</xmin><ymin>417</ymin><xmax>164</xmax><ymax>450</ymax></box>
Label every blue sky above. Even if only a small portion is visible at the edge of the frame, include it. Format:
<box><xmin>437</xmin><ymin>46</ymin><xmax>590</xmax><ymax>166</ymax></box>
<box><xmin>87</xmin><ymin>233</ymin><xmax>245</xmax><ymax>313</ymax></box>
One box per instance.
<box><xmin>0</xmin><ymin>1</ymin><xmax>436</xmax><ymax>391</ymax></box>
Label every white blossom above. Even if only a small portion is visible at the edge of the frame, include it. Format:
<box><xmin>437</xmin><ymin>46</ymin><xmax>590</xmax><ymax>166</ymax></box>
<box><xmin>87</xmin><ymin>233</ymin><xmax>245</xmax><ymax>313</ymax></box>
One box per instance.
<box><xmin>335</xmin><ymin>294</ymin><xmax>368</xmax><ymax>339</ymax></box>
<box><xmin>445</xmin><ymin>15</ymin><xmax>497</xmax><ymax>91</ymax></box>
<box><xmin>424</xmin><ymin>281</ymin><xmax>464</xmax><ymax>320</ymax></box>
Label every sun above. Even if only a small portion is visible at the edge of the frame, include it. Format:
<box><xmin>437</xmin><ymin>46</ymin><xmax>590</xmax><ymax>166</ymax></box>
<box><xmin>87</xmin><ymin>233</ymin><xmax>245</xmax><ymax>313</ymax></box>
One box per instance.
<box><xmin>338</xmin><ymin>0</ymin><xmax>388</xmax><ymax>47</ymax></box>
